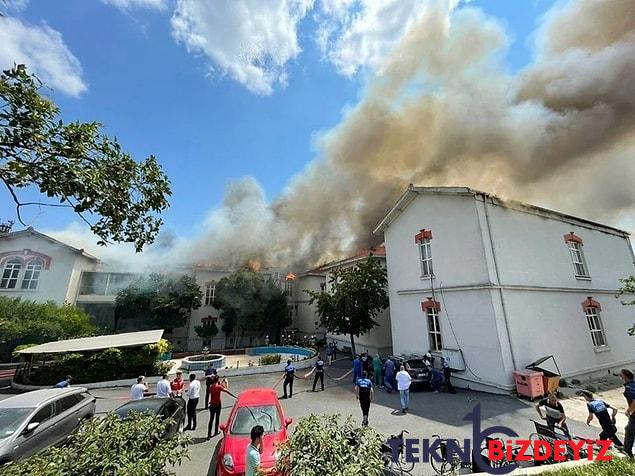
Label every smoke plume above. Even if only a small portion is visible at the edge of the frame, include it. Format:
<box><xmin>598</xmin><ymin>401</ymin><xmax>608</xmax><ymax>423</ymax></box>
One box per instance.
<box><xmin>49</xmin><ymin>0</ymin><xmax>635</xmax><ymax>270</ymax></box>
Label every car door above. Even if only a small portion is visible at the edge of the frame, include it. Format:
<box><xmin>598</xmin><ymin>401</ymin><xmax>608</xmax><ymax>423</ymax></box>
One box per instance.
<box><xmin>13</xmin><ymin>403</ymin><xmax>57</xmax><ymax>460</ymax></box>
<box><xmin>54</xmin><ymin>395</ymin><xmax>82</xmax><ymax>440</ymax></box>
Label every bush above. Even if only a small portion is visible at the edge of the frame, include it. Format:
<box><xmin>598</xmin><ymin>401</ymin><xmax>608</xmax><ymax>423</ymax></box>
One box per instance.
<box><xmin>542</xmin><ymin>458</ymin><xmax>635</xmax><ymax>475</ymax></box>
<box><xmin>11</xmin><ymin>344</ymin><xmax>36</xmax><ymax>361</ymax></box>
<box><xmin>275</xmin><ymin>414</ymin><xmax>385</xmax><ymax>476</ymax></box>
<box><xmin>559</xmin><ymin>379</ymin><xmax>568</xmax><ymax>388</ymax></box>
<box><xmin>2</xmin><ymin>412</ymin><xmax>190</xmax><ymax>476</ymax></box>
<box><xmin>260</xmin><ymin>354</ymin><xmax>282</xmax><ymax>365</ymax></box>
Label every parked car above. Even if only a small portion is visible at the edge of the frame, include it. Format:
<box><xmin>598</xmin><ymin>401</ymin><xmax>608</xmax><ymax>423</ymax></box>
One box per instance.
<box><xmin>0</xmin><ymin>387</ymin><xmax>96</xmax><ymax>464</ymax></box>
<box><xmin>216</xmin><ymin>388</ymin><xmax>293</xmax><ymax>476</ymax></box>
<box><xmin>386</xmin><ymin>355</ymin><xmax>432</xmax><ymax>390</ymax></box>
<box><xmin>113</xmin><ymin>397</ymin><xmax>185</xmax><ymax>439</ymax></box>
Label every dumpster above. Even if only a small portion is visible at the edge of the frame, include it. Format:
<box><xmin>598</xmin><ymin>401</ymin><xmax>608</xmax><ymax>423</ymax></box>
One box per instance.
<box><xmin>513</xmin><ymin>369</ymin><xmax>544</xmax><ymax>399</ymax></box>
<box><xmin>526</xmin><ymin>355</ymin><xmax>561</xmax><ymax>395</ymax></box>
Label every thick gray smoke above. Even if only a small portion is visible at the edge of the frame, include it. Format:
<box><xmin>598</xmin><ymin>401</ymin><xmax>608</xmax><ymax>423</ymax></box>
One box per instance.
<box><xmin>49</xmin><ymin>0</ymin><xmax>635</xmax><ymax>270</ymax></box>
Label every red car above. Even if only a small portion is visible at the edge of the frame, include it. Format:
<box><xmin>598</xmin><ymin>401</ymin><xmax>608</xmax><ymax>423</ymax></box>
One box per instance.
<box><xmin>216</xmin><ymin>388</ymin><xmax>293</xmax><ymax>475</ymax></box>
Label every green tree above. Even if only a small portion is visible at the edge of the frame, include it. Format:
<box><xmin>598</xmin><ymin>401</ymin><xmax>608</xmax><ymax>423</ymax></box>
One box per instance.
<box><xmin>1</xmin><ymin>65</ymin><xmax>171</xmax><ymax>251</ymax></box>
<box><xmin>2</xmin><ymin>412</ymin><xmax>190</xmax><ymax>475</ymax></box>
<box><xmin>306</xmin><ymin>257</ymin><xmax>388</xmax><ymax>356</ymax></box>
<box><xmin>194</xmin><ymin>320</ymin><xmax>219</xmax><ymax>341</ymax></box>
<box><xmin>275</xmin><ymin>414</ymin><xmax>385</xmax><ymax>476</ymax></box>
<box><xmin>214</xmin><ymin>268</ymin><xmax>290</xmax><ymax>347</ymax></box>
<box><xmin>0</xmin><ymin>296</ymin><xmax>97</xmax><ymax>361</ymax></box>
<box><xmin>115</xmin><ymin>273</ymin><xmax>202</xmax><ymax>332</ymax></box>
<box><xmin>617</xmin><ymin>276</ymin><xmax>635</xmax><ymax>336</ymax></box>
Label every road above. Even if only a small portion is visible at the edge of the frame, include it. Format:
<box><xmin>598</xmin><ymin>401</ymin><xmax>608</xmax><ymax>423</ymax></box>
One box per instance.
<box><xmin>0</xmin><ymin>362</ymin><xmax>613</xmax><ymax>476</ymax></box>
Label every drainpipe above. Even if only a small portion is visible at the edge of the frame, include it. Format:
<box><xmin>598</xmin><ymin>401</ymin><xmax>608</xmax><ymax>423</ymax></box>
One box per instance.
<box><xmin>482</xmin><ymin>196</ymin><xmax>518</xmax><ymax>371</ymax></box>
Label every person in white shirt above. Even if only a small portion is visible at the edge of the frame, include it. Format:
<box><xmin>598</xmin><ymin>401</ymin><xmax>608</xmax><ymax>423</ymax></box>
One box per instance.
<box><xmin>184</xmin><ymin>373</ymin><xmax>201</xmax><ymax>431</ymax></box>
<box><xmin>130</xmin><ymin>376</ymin><xmax>148</xmax><ymax>400</ymax></box>
<box><xmin>155</xmin><ymin>374</ymin><xmax>170</xmax><ymax>398</ymax></box>
<box><xmin>395</xmin><ymin>365</ymin><xmax>412</xmax><ymax>413</ymax></box>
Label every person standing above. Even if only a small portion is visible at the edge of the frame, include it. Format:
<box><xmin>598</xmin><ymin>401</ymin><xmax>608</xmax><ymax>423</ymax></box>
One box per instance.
<box><xmin>171</xmin><ymin>371</ymin><xmax>185</xmax><ymax>398</ymax></box>
<box><xmin>203</xmin><ymin>364</ymin><xmax>217</xmax><ymax>410</ymax></box>
<box><xmin>535</xmin><ymin>393</ymin><xmax>571</xmax><ymax>438</ymax></box>
<box><xmin>332</xmin><ymin>341</ymin><xmax>337</xmax><ymax>360</ymax></box>
<box><xmin>442</xmin><ymin>357</ymin><xmax>456</xmax><ymax>394</ymax></box>
<box><xmin>619</xmin><ymin>368</ymin><xmax>635</xmax><ymax>457</ymax></box>
<box><xmin>54</xmin><ymin>375</ymin><xmax>72</xmax><ymax>388</ymax></box>
<box><xmin>577</xmin><ymin>390</ymin><xmax>623</xmax><ymax>447</ymax></box>
<box><xmin>184</xmin><ymin>373</ymin><xmax>201</xmax><ymax>431</ymax></box>
<box><xmin>245</xmin><ymin>425</ymin><xmax>275</xmax><ymax>476</ymax></box>
<box><xmin>430</xmin><ymin>367</ymin><xmax>444</xmax><ymax>393</ymax></box>
<box><xmin>306</xmin><ymin>355</ymin><xmax>325</xmax><ymax>391</ymax></box>
<box><xmin>326</xmin><ymin>343</ymin><xmax>334</xmax><ymax>366</ymax></box>
<box><xmin>282</xmin><ymin>360</ymin><xmax>296</xmax><ymax>399</ymax></box>
<box><xmin>130</xmin><ymin>376</ymin><xmax>147</xmax><ymax>400</ymax></box>
<box><xmin>383</xmin><ymin>358</ymin><xmax>395</xmax><ymax>393</ymax></box>
<box><xmin>354</xmin><ymin>371</ymin><xmax>374</xmax><ymax>426</ymax></box>
<box><xmin>372</xmin><ymin>354</ymin><xmax>383</xmax><ymax>387</ymax></box>
<box><xmin>396</xmin><ymin>365</ymin><xmax>412</xmax><ymax>413</ymax></box>
<box><xmin>352</xmin><ymin>355</ymin><xmax>363</xmax><ymax>384</ymax></box>
<box><xmin>207</xmin><ymin>375</ymin><xmax>236</xmax><ymax>439</ymax></box>
<box><xmin>155</xmin><ymin>374</ymin><xmax>171</xmax><ymax>398</ymax></box>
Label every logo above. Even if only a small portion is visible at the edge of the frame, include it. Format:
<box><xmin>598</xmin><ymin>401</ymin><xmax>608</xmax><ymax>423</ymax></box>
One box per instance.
<box><xmin>387</xmin><ymin>404</ymin><xmax>612</xmax><ymax>475</ymax></box>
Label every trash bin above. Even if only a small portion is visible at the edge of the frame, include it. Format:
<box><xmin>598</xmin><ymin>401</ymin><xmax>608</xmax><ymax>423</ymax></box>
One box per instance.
<box><xmin>526</xmin><ymin>355</ymin><xmax>561</xmax><ymax>395</ymax></box>
<box><xmin>513</xmin><ymin>369</ymin><xmax>544</xmax><ymax>399</ymax></box>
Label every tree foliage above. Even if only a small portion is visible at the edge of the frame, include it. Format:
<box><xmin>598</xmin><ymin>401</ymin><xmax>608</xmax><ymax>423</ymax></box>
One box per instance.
<box><xmin>115</xmin><ymin>273</ymin><xmax>202</xmax><ymax>332</ymax></box>
<box><xmin>214</xmin><ymin>269</ymin><xmax>290</xmax><ymax>345</ymax></box>
<box><xmin>275</xmin><ymin>414</ymin><xmax>385</xmax><ymax>476</ymax></box>
<box><xmin>617</xmin><ymin>275</ymin><xmax>635</xmax><ymax>336</ymax></box>
<box><xmin>194</xmin><ymin>321</ymin><xmax>219</xmax><ymax>340</ymax></box>
<box><xmin>0</xmin><ymin>296</ymin><xmax>97</xmax><ymax>361</ymax></box>
<box><xmin>2</xmin><ymin>412</ymin><xmax>190</xmax><ymax>476</ymax></box>
<box><xmin>0</xmin><ymin>65</ymin><xmax>171</xmax><ymax>251</ymax></box>
<box><xmin>306</xmin><ymin>257</ymin><xmax>388</xmax><ymax>356</ymax></box>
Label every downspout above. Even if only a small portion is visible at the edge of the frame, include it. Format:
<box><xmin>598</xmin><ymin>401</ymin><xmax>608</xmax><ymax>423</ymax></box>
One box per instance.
<box><xmin>482</xmin><ymin>196</ymin><xmax>518</xmax><ymax>371</ymax></box>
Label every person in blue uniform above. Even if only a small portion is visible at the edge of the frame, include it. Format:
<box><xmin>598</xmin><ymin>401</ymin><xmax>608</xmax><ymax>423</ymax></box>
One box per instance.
<box><xmin>282</xmin><ymin>359</ymin><xmax>296</xmax><ymax>399</ymax></box>
<box><xmin>305</xmin><ymin>355</ymin><xmax>325</xmax><ymax>391</ymax></box>
<box><xmin>355</xmin><ymin>371</ymin><xmax>374</xmax><ymax>426</ymax></box>
<box><xmin>352</xmin><ymin>355</ymin><xmax>363</xmax><ymax>384</ymax></box>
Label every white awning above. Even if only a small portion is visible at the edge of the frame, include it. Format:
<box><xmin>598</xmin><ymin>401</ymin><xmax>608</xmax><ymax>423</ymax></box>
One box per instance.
<box><xmin>19</xmin><ymin>329</ymin><xmax>164</xmax><ymax>355</ymax></box>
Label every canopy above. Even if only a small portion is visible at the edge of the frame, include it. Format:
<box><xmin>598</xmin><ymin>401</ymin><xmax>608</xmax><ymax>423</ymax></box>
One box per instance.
<box><xmin>18</xmin><ymin>329</ymin><xmax>164</xmax><ymax>355</ymax></box>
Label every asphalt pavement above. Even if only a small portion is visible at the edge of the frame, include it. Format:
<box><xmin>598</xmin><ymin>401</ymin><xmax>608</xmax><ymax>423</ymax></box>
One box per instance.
<box><xmin>0</xmin><ymin>361</ymin><xmax>604</xmax><ymax>476</ymax></box>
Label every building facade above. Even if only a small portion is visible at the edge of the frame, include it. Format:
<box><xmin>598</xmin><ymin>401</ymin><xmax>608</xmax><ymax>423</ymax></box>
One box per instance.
<box><xmin>375</xmin><ymin>186</ymin><xmax>635</xmax><ymax>393</ymax></box>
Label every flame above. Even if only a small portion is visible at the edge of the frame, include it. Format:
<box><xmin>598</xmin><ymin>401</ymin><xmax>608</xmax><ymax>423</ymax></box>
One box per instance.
<box><xmin>248</xmin><ymin>260</ymin><xmax>262</xmax><ymax>272</ymax></box>
<box><xmin>286</xmin><ymin>272</ymin><xmax>297</xmax><ymax>281</ymax></box>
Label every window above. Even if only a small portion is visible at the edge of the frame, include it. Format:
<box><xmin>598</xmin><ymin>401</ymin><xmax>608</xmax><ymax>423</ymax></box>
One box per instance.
<box><xmin>426</xmin><ymin>307</ymin><xmax>442</xmax><ymax>351</ymax></box>
<box><xmin>564</xmin><ymin>232</ymin><xmax>589</xmax><ymax>277</ymax></box>
<box><xmin>0</xmin><ymin>258</ymin><xmax>22</xmax><ymax>289</ymax></box>
<box><xmin>285</xmin><ymin>280</ymin><xmax>294</xmax><ymax>297</ymax></box>
<box><xmin>204</xmin><ymin>281</ymin><xmax>216</xmax><ymax>306</ymax></box>
<box><xmin>582</xmin><ymin>297</ymin><xmax>607</xmax><ymax>348</ymax></box>
<box><xmin>58</xmin><ymin>395</ymin><xmax>79</xmax><ymax>413</ymax></box>
<box><xmin>419</xmin><ymin>239</ymin><xmax>433</xmax><ymax>277</ymax></box>
<box><xmin>30</xmin><ymin>404</ymin><xmax>54</xmax><ymax>424</ymax></box>
<box><xmin>21</xmin><ymin>258</ymin><xmax>43</xmax><ymax>290</ymax></box>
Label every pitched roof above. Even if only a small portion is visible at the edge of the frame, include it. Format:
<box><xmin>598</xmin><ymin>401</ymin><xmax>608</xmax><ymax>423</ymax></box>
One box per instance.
<box><xmin>0</xmin><ymin>227</ymin><xmax>99</xmax><ymax>261</ymax></box>
<box><xmin>373</xmin><ymin>186</ymin><xmax>630</xmax><ymax>237</ymax></box>
<box><xmin>319</xmin><ymin>245</ymin><xmax>386</xmax><ymax>271</ymax></box>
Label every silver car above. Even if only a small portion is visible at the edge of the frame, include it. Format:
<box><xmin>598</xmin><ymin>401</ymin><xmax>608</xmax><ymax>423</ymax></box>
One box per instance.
<box><xmin>0</xmin><ymin>387</ymin><xmax>96</xmax><ymax>464</ymax></box>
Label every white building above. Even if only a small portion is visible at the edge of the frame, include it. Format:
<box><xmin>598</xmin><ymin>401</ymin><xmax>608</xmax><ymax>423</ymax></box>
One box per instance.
<box><xmin>0</xmin><ymin>227</ymin><xmax>99</xmax><ymax>304</ymax></box>
<box><xmin>374</xmin><ymin>186</ymin><xmax>635</xmax><ymax>394</ymax></box>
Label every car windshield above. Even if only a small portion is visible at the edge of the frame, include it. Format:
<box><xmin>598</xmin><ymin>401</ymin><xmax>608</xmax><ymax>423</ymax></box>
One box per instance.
<box><xmin>230</xmin><ymin>405</ymin><xmax>282</xmax><ymax>435</ymax></box>
<box><xmin>406</xmin><ymin>360</ymin><xmax>428</xmax><ymax>369</ymax></box>
<box><xmin>0</xmin><ymin>408</ymin><xmax>34</xmax><ymax>439</ymax></box>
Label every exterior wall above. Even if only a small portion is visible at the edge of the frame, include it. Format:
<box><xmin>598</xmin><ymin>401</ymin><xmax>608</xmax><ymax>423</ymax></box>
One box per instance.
<box><xmin>291</xmin><ymin>274</ymin><xmax>326</xmax><ymax>337</ymax></box>
<box><xmin>0</xmin><ymin>233</ymin><xmax>98</xmax><ymax>304</ymax></box>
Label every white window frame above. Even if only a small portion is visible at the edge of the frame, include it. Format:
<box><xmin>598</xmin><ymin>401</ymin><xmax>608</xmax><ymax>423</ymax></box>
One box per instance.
<box><xmin>0</xmin><ymin>258</ymin><xmax>23</xmax><ymax>289</ymax></box>
<box><xmin>426</xmin><ymin>307</ymin><xmax>442</xmax><ymax>351</ymax></box>
<box><xmin>204</xmin><ymin>281</ymin><xmax>216</xmax><ymax>306</ymax></box>
<box><xmin>285</xmin><ymin>280</ymin><xmax>294</xmax><ymax>297</ymax></box>
<box><xmin>567</xmin><ymin>241</ymin><xmax>589</xmax><ymax>278</ymax></box>
<box><xmin>419</xmin><ymin>239</ymin><xmax>433</xmax><ymax>277</ymax></box>
<box><xmin>584</xmin><ymin>308</ymin><xmax>607</xmax><ymax>348</ymax></box>
<box><xmin>21</xmin><ymin>258</ymin><xmax>43</xmax><ymax>290</ymax></box>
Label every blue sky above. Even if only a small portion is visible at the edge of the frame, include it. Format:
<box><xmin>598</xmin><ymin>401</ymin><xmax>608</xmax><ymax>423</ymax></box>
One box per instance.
<box><xmin>1</xmin><ymin>0</ymin><xmax>556</xmax><ymax>240</ymax></box>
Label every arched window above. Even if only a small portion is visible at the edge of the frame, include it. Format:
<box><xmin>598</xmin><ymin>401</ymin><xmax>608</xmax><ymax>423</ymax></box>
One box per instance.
<box><xmin>21</xmin><ymin>258</ymin><xmax>44</xmax><ymax>290</ymax></box>
<box><xmin>0</xmin><ymin>258</ymin><xmax>23</xmax><ymax>289</ymax></box>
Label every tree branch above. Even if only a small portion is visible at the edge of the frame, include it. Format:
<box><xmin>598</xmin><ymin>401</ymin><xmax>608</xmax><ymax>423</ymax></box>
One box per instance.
<box><xmin>1</xmin><ymin>176</ymin><xmax>26</xmax><ymax>226</ymax></box>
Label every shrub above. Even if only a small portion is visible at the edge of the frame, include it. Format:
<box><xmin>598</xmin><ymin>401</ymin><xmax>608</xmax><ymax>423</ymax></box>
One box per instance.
<box><xmin>275</xmin><ymin>414</ymin><xmax>385</xmax><ymax>476</ymax></box>
<box><xmin>2</xmin><ymin>412</ymin><xmax>190</xmax><ymax>476</ymax></box>
<box><xmin>559</xmin><ymin>379</ymin><xmax>568</xmax><ymax>388</ymax></box>
<box><xmin>571</xmin><ymin>379</ymin><xmax>581</xmax><ymax>386</ymax></box>
<box><xmin>11</xmin><ymin>344</ymin><xmax>36</xmax><ymax>361</ymax></box>
<box><xmin>260</xmin><ymin>354</ymin><xmax>282</xmax><ymax>365</ymax></box>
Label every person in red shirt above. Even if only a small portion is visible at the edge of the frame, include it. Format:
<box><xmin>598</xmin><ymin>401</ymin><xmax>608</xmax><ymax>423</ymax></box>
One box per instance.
<box><xmin>170</xmin><ymin>371</ymin><xmax>185</xmax><ymax>397</ymax></box>
<box><xmin>207</xmin><ymin>375</ymin><xmax>236</xmax><ymax>439</ymax></box>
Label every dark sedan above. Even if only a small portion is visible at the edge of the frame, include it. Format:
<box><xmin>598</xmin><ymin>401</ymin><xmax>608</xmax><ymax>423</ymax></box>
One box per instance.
<box><xmin>387</xmin><ymin>356</ymin><xmax>432</xmax><ymax>390</ymax></box>
<box><xmin>113</xmin><ymin>397</ymin><xmax>185</xmax><ymax>439</ymax></box>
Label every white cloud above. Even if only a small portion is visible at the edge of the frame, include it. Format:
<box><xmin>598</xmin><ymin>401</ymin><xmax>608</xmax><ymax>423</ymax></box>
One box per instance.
<box><xmin>171</xmin><ymin>0</ymin><xmax>314</xmax><ymax>95</ymax></box>
<box><xmin>315</xmin><ymin>0</ymin><xmax>460</xmax><ymax>77</ymax></box>
<box><xmin>0</xmin><ymin>17</ymin><xmax>87</xmax><ymax>97</ymax></box>
<box><xmin>101</xmin><ymin>0</ymin><xmax>167</xmax><ymax>11</ymax></box>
